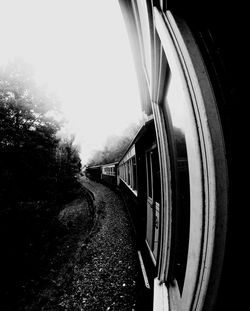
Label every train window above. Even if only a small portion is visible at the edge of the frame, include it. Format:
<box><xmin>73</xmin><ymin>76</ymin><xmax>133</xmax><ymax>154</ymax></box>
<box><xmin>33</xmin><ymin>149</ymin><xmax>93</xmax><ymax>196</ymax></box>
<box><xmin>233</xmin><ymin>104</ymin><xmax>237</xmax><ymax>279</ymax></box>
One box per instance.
<box><xmin>130</xmin><ymin>159</ymin><xmax>133</xmax><ymax>186</ymax></box>
<box><xmin>151</xmin><ymin>15</ymin><xmax>194</xmax><ymax>296</ymax></box>
<box><xmin>146</xmin><ymin>151</ymin><xmax>152</xmax><ymax>199</ymax></box>
<box><xmin>117</xmin><ymin>3</ymin><xmax>229</xmax><ymax>310</ymax></box>
<box><xmin>133</xmin><ymin>0</ymin><xmax>152</xmax><ymax>83</ymax></box>
<box><xmin>132</xmin><ymin>156</ymin><xmax>137</xmax><ymax>190</ymax></box>
<box><xmin>129</xmin><ymin>159</ymin><xmax>132</xmax><ymax>187</ymax></box>
<box><xmin>152</xmin><ymin>149</ymin><xmax>160</xmax><ymax>204</ymax></box>
<box><xmin>119</xmin><ymin>156</ymin><xmax>138</xmax><ymax>195</ymax></box>
<box><xmin>146</xmin><ymin>147</ymin><xmax>161</xmax><ymax>262</ymax></box>
<box><xmin>152</xmin><ymin>9</ymin><xmax>227</xmax><ymax>307</ymax></box>
<box><xmin>160</xmin><ymin>42</ymin><xmax>191</xmax><ymax>295</ymax></box>
<box><xmin>127</xmin><ymin>162</ymin><xmax>129</xmax><ymax>184</ymax></box>
<box><xmin>125</xmin><ymin>163</ymin><xmax>127</xmax><ymax>182</ymax></box>
<box><xmin>127</xmin><ymin>161</ymin><xmax>131</xmax><ymax>185</ymax></box>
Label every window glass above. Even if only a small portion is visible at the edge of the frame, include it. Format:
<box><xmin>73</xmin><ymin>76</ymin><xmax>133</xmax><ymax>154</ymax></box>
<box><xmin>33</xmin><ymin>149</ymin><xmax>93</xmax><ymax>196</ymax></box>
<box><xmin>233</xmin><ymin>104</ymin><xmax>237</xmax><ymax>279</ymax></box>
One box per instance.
<box><xmin>132</xmin><ymin>156</ymin><xmax>137</xmax><ymax>190</ymax></box>
<box><xmin>161</xmin><ymin>46</ymin><xmax>190</xmax><ymax>295</ymax></box>
<box><xmin>128</xmin><ymin>160</ymin><xmax>131</xmax><ymax>185</ymax></box>
<box><xmin>137</xmin><ymin>0</ymin><xmax>151</xmax><ymax>81</ymax></box>
<box><xmin>146</xmin><ymin>151</ymin><xmax>152</xmax><ymax>198</ymax></box>
<box><xmin>126</xmin><ymin>162</ymin><xmax>128</xmax><ymax>183</ymax></box>
<box><xmin>152</xmin><ymin>149</ymin><xmax>160</xmax><ymax>203</ymax></box>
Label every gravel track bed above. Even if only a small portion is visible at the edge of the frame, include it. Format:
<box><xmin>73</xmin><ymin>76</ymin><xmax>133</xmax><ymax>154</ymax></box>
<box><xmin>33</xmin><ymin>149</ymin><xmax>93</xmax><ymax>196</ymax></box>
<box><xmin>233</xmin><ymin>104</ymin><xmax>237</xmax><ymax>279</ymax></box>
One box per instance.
<box><xmin>12</xmin><ymin>179</ymin><xmax>141</xmax><ymax>311</ymax></box>
<box><xmin>59</xmin><ymin>178</ymin><xmax>140</xmax><ymax>311</ymax></box>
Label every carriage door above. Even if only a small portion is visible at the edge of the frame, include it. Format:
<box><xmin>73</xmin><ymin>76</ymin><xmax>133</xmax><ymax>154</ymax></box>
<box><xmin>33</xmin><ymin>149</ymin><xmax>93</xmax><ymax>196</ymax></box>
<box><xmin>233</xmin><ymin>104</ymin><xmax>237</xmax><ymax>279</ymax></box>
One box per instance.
<box><xmin>146</xmin><ymin>147</ymin><xmax>161</xmax><ymax>262</ymax></box>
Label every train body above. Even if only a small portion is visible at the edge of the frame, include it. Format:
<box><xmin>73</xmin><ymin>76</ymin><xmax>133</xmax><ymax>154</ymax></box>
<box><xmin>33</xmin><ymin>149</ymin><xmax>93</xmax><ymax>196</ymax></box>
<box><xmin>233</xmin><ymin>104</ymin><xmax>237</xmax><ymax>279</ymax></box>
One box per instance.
<box><xmin>86</xmin><ymin>0</ymin><xmax>242</xmax><ymax>310</ymax></box>
<box><xmin>101</xmin><ymin>162</ymin><xmax>119</xmax><ymax>187</ymax></box>
<box><xmin>86</xmin><ymin>117</ymin><xmax>190</xmax><ymax>309</ymax></box>
<box><xmin>85</xmin><ymin>165</ymin><xmax>102</xmax><ymax>182</ymax></box>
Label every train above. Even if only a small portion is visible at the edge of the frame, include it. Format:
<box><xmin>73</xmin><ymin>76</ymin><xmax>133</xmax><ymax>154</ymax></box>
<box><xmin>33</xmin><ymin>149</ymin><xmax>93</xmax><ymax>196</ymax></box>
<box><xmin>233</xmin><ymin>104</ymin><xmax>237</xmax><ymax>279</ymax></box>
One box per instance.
<box><xmin>86</xmin><ymin>1</ymin><xmax>242</xmax><ymax>310</ymax></box>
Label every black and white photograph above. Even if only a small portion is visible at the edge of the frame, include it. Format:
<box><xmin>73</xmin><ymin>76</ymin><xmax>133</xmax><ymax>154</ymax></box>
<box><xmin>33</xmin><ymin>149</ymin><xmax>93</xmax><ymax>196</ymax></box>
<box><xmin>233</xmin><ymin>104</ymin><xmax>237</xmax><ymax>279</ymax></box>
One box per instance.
<box><xmin>0</xmin><ymin>0</ymin><xmax>242</xmax><ymax>310</ymax></box>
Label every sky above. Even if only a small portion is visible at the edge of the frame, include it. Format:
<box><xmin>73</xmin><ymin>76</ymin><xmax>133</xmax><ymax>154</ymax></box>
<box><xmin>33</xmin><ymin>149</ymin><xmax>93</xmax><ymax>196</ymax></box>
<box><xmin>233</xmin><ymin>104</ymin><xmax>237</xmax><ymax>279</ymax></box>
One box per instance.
<box><xmin>0</xmin><ymin>0</ymin><xmax>142</xmax><ymax>164</ymax></box>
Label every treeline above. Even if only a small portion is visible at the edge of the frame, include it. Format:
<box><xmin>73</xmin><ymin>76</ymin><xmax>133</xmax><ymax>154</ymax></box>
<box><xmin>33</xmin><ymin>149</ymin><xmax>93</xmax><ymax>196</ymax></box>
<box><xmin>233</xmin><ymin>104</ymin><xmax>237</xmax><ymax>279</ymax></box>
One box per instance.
<box><xmin>0</xmin><ymin>60</ymin><xmax>81</xmax><ymax>209</ymax></box>
<box><xmin>0</xmin><ymin>60</ymin><xmax>82</xmax><ymax>303</ymax></box>
<box><xmin>87</xmin><ymin>134</ymin><xmax>132</xmax><ymax>166</ymax></box>
<box><xmin>87</xmin><ymin>116</ymin><xmax>147</xmax><ymax>166</ymax></box>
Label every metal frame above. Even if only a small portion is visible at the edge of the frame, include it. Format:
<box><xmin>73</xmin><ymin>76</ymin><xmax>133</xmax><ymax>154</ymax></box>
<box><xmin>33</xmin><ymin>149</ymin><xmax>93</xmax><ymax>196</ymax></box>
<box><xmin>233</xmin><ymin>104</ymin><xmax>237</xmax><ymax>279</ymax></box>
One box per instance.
<box><xmin>118</xmin><ymin>1</ymin><xmax>228</xmax><ymax>310</ymax></box>
<box><xmin>153</xmin><ymin>8</ymin><xmax>228</xmax><ymax>310</ymax></box>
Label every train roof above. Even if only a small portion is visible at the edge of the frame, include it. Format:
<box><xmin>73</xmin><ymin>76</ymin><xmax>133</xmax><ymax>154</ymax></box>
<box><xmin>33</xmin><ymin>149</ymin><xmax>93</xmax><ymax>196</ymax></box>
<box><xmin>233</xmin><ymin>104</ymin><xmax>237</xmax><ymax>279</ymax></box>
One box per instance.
<box><xmin>86</xmin><ymin>164</ymin><xmax>102</xmax><ymax>169</ymax></box>
<box><xmin>87</xmin><ymin>161</ymin><xmax>118</xmax><ymax>170</ymax></box>
<box><xmin>101</xmin><ymin>161</ymin><xmax>119</xmax><ymax>167</ymax></box>
<box><xmin>87</xmin><ymin>116</ymin><xmax>154</xmax><ymax>170</ymax></box>
<box><xmin>119</xmin><ymin>115</ymin><xmax>154</xmax><ymax>164</ymax></box>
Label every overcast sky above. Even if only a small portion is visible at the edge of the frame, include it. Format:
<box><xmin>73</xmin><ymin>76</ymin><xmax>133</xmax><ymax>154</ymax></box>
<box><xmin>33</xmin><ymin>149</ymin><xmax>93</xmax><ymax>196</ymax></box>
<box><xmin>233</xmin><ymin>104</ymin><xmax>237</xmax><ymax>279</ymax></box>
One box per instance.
<box><xmin>0</xmin><ymin>0</ymin><xmax>142</xmax><ymax>164</ymax></box>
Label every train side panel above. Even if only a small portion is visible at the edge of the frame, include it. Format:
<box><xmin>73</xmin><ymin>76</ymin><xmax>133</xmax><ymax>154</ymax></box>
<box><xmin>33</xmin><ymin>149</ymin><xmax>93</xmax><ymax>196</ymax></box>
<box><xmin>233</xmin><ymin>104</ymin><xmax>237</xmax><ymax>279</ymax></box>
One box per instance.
<box><xmin>101</xmin><ymin>162</ymin><xmax>118</xmax><ymax>188</ymax></box>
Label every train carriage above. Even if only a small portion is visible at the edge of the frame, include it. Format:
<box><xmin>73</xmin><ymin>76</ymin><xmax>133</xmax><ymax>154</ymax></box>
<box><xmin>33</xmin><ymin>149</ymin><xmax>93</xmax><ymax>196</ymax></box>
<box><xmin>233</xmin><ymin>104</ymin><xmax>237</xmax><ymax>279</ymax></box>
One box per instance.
<box><xmin>85</xmin><ymin>165</ymin><xmax>102</xmax><ymax>182</ymax></box>
<box><xmin>116</xmin><ymin>1</ymin><xmax>240</xmax><ymax>310</ymax></box>
<box><xmin>86</xmin><ymin>0</ymin><xmax>242</xmax><ymax>309</ymax></box>
<box><xmin>101</xmin><ymin>162</ymin><xmax>119</xmax><ymax>187</ymax></box>
<box><xmin>118</xmin><ymin>117</ymin><xmax>157</xmax><ymax>246</ymax></box>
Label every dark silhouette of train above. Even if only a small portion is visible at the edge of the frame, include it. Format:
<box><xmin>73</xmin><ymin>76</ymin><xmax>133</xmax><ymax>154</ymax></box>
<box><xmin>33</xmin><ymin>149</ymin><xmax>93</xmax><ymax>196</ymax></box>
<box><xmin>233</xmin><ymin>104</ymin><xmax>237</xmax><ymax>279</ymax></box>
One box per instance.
<box><xmin>86</xmin><ymin>0</ymin><xmax>242</xmax><ymax>310</ymax></box>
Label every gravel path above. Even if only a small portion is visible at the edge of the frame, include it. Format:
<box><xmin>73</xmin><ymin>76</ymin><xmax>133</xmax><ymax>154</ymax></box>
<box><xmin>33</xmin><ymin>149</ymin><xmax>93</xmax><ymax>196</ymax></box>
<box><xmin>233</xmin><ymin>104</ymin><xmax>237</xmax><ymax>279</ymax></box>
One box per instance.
<box><xmin>1</xmin><ymin>179</ymin><xmax>143</xmax><ymax>311</ymax></box>
<box><xmin>56</xmin><ymin>178</ymin><xmax>140</xmax><ymax>310</ymax></box>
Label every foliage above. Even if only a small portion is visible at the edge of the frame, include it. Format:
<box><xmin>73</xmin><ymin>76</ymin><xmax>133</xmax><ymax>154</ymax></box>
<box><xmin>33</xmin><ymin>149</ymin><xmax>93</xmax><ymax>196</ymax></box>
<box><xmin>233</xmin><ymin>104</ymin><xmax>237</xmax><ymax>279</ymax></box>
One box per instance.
<box><xmin>0</xmin><ymin>59</ymin><xmax>83</xmax><ymax>305</ymax></box>
<box><xmin>87</xmin><ymin>117</ymin><xmax>146</xmax><ymax>166</ymax></box>
<box><xmin>0</xmin><ymin>59</ymin><xmax>82</xmax><ymax>208</ymax></box>
<box><xmin>1</xmin><ymin>58</ymin><xmax>148</xmax><ymax>308</ymax></box>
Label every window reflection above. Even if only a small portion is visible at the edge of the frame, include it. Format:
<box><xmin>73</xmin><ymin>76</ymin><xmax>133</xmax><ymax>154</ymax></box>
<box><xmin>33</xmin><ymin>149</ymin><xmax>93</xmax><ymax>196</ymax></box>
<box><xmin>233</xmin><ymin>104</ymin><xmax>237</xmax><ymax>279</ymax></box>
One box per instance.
<box><xmin>135</xmin><ymin>0</ymin><xmax>152</xmax><ymax>83</ymax></box>
<box><xmin>161</xmin><ymin>51</ymin><xmax>191</xmax><ymax>294</ymax></box>
<box><xmin>146</xmin><ymin>151</ymin><xmax>152</xmax><ymax>199</ymax></box>
<box><xmin>152</xmin><ymin>149</ymin><xmax>161</xmax><ymax>204</ymax></box>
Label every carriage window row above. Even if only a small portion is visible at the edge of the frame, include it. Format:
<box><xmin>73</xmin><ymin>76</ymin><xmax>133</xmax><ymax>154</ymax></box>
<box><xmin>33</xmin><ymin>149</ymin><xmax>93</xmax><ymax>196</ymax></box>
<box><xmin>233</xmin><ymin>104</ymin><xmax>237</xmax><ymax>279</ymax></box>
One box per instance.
<box><xmin>102</xmin><ymin>166</ymin><xmax>116</xmax><ymax>176</ymax></box>
<box><xmin>119</xmin><ymin>156</ymin><xmax>137</xmax><ymax>192</ymax></box>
